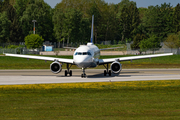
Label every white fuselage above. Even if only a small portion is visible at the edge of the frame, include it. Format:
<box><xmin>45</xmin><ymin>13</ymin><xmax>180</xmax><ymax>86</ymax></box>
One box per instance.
<box><xmin>73</xmin><ymin>43</ymin><xmax>100</xmax><ymax>68</ymax></box>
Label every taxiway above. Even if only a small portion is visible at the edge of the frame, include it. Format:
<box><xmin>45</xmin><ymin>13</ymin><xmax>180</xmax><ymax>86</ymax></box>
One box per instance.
<box><xmin>0</xmin><ymin>69</ymin><xmax>179</xmax><ymax>85</ymax></box>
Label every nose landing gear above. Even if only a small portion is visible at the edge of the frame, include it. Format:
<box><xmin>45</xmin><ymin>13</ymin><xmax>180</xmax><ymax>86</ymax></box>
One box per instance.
<box><xmin>81</xmin><ymin>68</ymin><xmax>86</xmax><ymax>78</ymax></box>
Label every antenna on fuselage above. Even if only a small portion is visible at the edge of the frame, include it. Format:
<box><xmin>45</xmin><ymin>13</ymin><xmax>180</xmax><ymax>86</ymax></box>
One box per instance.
<box><xmin>90</xmin><ymin>15</ymin><xmax>94</xmax><ymax>43</ymax></box>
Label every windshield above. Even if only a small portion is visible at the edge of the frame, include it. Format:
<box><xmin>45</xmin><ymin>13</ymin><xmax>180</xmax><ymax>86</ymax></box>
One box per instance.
<box><xmin>75</xmin><ymin>52</ymin><xmax>91</xmax><ymax>56</ymax></box>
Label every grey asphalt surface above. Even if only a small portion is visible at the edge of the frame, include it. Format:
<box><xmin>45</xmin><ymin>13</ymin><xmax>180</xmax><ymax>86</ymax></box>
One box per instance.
<box><xmin>0</xmin><ymin>69</ymin><xmax>179</xmax><ymax>85</ymax></box>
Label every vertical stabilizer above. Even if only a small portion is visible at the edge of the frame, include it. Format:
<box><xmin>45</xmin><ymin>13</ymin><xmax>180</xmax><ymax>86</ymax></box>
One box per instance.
<box><xmin>90</xmin><ymin>15</ymin><xmax>94</xmax><ymax>43</ymax></box>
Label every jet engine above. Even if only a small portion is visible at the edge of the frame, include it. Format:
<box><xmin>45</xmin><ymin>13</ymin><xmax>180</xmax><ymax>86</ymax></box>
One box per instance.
<box><xmin>110</xmin><ymin>62</ymin><xmax>122</xmax><ymax>74</ymax></box>
<box><xmin>50</xmin><ymin>61</ymin><xmax>62</xmax><ymax>74</ymax></box>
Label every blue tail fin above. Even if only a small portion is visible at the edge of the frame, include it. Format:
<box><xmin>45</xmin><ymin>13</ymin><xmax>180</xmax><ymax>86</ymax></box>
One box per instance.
<box><xmin>90</xmin><ymin>15</ymin><xmax>94</xmax><ymax>43</ymax></box>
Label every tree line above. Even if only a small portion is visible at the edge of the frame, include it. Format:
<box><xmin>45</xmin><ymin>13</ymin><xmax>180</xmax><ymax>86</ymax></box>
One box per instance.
<box><xmin>0</xmin><ymin>0</ymin><xmax>180</xmax><ymax>51</ymax></box>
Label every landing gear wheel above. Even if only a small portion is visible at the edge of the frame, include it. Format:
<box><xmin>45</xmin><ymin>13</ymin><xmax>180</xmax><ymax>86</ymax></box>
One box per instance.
<box><xmin>109</xmin><ymin>70</ymin><xmax>111</xmax><ymax>76</ymax></box>
<box><xmin>65</xmin><ymin>70</ymin><xmax>68</xmax><ymax>76</ymax></box>
<box><xmin>69</xmin><ymin>70</ymin><xmax>72</xmax><ymax>76</ymax></box>
<box><xmin>103</xmin><ymin>64</ymin><xmax>112</xmax><ymax>77</ymax></box>
<box><xmin>104</xmin><ymin>70</ymin><xmax>107</xmax><ymax>76</ymax></box>
<box><xmin>65</xmin><ymin>64</ymin><xmax>72</xmax><ymax>77</ymax></box>
<box><xmin>81</xmin><ymin>74</ymin><xmax>86</xmax><ymax>78</ymax></box>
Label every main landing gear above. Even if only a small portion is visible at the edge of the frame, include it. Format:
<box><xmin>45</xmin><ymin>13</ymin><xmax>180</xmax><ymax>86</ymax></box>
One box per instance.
<box><xmin>81</xmin><ymin>68</ymin><xmax>86</xmax><ymax>78</ymax></box>
<box><xmin>65</xmin><ymin>63</ymin><xmax>72</xmax><ymax>76</ymax></box>
<box><xmin>103</xmin><ymin>64</ymin><xmax>111</xmax><ymax>76</ymax></box>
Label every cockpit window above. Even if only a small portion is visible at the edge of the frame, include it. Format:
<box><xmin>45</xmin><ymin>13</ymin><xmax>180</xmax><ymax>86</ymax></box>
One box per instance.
<box><xmin>75</xmin><ymin>52</ymin><xmax>91</xmax><ymax>56</ymax></box>
<box><xmin>87</xmin><ymin>52</ymin><xmax>91</xmax><ymax>55</ymax></box>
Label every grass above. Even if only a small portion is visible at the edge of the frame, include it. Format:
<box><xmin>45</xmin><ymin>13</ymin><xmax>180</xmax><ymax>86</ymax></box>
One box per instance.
<box><xmin>0</xmin><ymin>80</ymin><xmax>180</xmax><ymax>120</ymax></box>
<box><xmin>96</xmin><ymin>44</ymin><xmax>127</xmax><ymax>51</ymax></box>
<box><xmin>0</xmin><ymin>55</ymin><xmax>180</xmax><ymax>69</ymax></box>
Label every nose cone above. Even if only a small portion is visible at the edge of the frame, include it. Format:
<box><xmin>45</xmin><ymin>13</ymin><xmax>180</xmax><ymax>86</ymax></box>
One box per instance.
<box><xmin>74</xmin><ymin>56</ymin><xmax>92</xmax><ymax>68</ymax></box>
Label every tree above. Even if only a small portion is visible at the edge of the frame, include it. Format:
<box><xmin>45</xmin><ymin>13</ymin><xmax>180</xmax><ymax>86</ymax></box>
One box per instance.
<box><xmin>8</xmin><ymin>4</ymin><xmax>24</xmax><ymax>42</ymax></box>
<box><xmin>53</xmin><ymin>8</ymin><xmax>65</xmax><ymax>47</ymax></box>
<box><xmin>165</xmin><ymin>32</ymin><xmax>180</xmax><ymax>54</ymax></box>
<box><xmin>142</xmin><ymin>3</ymin><xmax>174</xmax><ymax>41</ymax></box>
<box><xmin>55</xmin><ymin>0</ymin><xmax>105</xmax><ymax>18</ymax></box>
<box><xmin>53</xmin><ymin>7</ymin><xmax>86</xmax><ymax>46</ymax></box>
<box><xmin>116</xmin><ymin>0</ymin><xmax>136</xmax><ymax>18</ymax></box>
<box><xmin>21</xmin><ymin>0</ymin><xmax>54</xmax><ymax>42</ymax></box>
<box><xmin>0</xmin><ymin>0</ymin><xmax>23</xmax><ymax>43</ymax></box>
<box><xmin>131</xmin><ymin>34</ymin><xmax>147</xmax><ymax>50</ymax></box>
<box><xmin>0</xmin><ymin>11</ymin><xmax>11</xmax><ymax>43</ymax></box>
<box><xmin>54</xmin><ymin>0</ymin><xmax>119</xmax><ymax>44</ymax></box>
<box><xmin>0</xmin><ymin>0</ymin><xmax>10</xmax><ymax>13</ymax></box>
<box><xmin>138</xmin><ymin>7</ymin><xmax>148</xmax><ymax>20</ymax></box>
<box><xmin>165</xmin><ymin>34</ymin><xmax>178</xmax><ymax>52</ymax></box>
<box><xmin>87</xmin><ymin>2</ymin><xmax>102</xmax><ymax>44</ymax></box>
<box><xmin>129</xmin><ymin>4</ymin><xmax>140</xmax><ymax>39</ymax></box>
<box><xmin>14</xmin><ymin>0</ymin><xmax>30</xmax><ymax>17</ymax></box>
<box><xmin>99</xmin><ymin>3</ymin><xmax>119</xmax><ymax>42</ymax></box>
<box><xmin>25</xmin><ymin>34</ymin><xmax>44</xmax><ymax>49</ymax></box>
<box><xmin>79</xmin><ymin>17</ymin><xmax>91</xmax><ymax>44</ymax></box>
<box><xmin>0</xmin><ymin>0</ymin><xmax>4</xmax><ymax>13</ymax></box>
<box><xmin>139</xmin><ymin>35</ymin><xmax>161</xmax><ymax>54</ymax></box>
<box><xmin>173</xmin><ymin>3</ymin><xmax>180</xmax><ymax>33</ymax></box>
<box><xmin>63</xmin><ymin>8</ymin><xmax>83</xmax><ymax>45</ymax></box>
<box><xmin>139</xmin><ymin>39</ymin><xmax>150</xmax><ymax>54</ymax></box>
<box><xmin>119</xmin><ymin>3</ymin><xmax>140</xmax><ymax>42</ymax></box>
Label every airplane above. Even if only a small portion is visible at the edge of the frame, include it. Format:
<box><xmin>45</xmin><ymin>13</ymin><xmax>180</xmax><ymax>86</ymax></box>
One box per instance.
<box><xmin>5</xmin><ymin>15</ymin><xmax>173</xmax><ymax>78</ymax></box>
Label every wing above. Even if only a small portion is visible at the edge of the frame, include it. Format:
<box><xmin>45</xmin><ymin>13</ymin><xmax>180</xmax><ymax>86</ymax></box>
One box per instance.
<box><xmin>5</xmin><ymin>53</ymin><xmax>74</xmax><ymax>64</ymax></box>
<box><xmin>99</xmin><ymin>53</ymin><xmax>173</xmax><ymax>65</ymax></box>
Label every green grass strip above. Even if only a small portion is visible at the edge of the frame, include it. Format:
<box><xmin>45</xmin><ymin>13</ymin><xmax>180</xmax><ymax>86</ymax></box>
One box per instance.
<box><xmin>1</xmin><ymin>80</ymin><xmax>180</xmax><ymax>120</ymax></box>
<box><xmin>0</xmin><ymin>80</ymin><xmax>180</xmax><ymax>90</ymax></box>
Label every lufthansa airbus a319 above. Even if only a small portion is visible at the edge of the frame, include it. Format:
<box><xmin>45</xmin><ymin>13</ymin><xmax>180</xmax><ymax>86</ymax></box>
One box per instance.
<box><xmin>5</xmin><ymin>15</ymin><xmax>173</xmax><ymax>78</ymax></box>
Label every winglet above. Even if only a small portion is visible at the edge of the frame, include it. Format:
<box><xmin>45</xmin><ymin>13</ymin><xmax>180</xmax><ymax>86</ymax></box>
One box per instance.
<box><xmin>90</xmin><ymin>15</ymin><xmax>94</xmax><ymax>43</ymax></box>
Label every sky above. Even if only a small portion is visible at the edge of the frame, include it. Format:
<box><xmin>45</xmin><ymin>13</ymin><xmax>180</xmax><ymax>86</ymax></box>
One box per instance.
<box><xmin>44</xmin><ymin>0</ymin><xmax>180</xmax><ymax>8</ymax></box>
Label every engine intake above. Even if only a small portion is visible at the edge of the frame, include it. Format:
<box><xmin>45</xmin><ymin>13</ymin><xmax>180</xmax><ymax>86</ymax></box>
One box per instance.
<box><xmin>50</xmin><ymin>61</ymin><xmax>62</xmax><ymax>74</ymax></box>
<box><xmin>111</xmin><ymin>62</ymin><xmax>122</xmax><ymax>74</ymax></box>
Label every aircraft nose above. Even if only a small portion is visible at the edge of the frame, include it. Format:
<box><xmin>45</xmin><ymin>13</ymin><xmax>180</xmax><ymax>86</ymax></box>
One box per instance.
<box><xmin>74</xmin><ymin>56</ymin><xmax>93</xmax><ymax>68</ymax></box>
<box><xmin>74</xmin><ymin>56</ymin><xmax>92</xmax><ymax>63</ymax></box>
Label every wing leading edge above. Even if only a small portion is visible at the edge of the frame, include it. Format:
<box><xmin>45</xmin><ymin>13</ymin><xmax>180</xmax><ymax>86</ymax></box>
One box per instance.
<box><xmin>99</xmin><ymin>53</ymin><xmax>173</xmax><ymax>65</ymax></box>
<box><xmin>5</xmin><ymin>53</ymin><xmax>74</xmax><ymax>64</ymax></box>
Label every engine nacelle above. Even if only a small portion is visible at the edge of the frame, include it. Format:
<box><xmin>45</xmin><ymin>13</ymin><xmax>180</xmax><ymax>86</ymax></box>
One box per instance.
<box><xmin>50</xmin><ymin>61</ymin><xmax>62</xmax><ymax>74</ymax></box>
<box><xmin>111</xmin><ymin>62</ymin><xmax>122</xmax><ymax>74</ymax></box>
